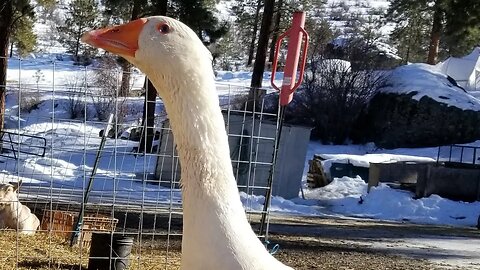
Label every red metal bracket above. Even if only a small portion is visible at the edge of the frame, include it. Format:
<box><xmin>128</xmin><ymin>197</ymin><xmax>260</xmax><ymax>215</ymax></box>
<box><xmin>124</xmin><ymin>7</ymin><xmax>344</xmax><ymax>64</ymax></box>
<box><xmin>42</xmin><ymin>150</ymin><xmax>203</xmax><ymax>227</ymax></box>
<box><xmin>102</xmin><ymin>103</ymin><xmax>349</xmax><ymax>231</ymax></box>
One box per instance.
<box><xmin>271</xmin><ymin>11</ymin><xmax>309</xmax><ymax>106</ymax></box>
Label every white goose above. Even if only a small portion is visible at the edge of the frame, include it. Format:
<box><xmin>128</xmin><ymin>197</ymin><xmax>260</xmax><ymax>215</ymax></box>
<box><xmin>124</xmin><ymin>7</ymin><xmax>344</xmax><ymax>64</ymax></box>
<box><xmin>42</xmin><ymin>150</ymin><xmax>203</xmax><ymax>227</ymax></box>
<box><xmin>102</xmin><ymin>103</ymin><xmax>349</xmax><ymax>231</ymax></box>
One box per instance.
<box><xmin>82</xmin><ymin>16</ymin><xmax>293</xmax><ymax>270</ymax></box>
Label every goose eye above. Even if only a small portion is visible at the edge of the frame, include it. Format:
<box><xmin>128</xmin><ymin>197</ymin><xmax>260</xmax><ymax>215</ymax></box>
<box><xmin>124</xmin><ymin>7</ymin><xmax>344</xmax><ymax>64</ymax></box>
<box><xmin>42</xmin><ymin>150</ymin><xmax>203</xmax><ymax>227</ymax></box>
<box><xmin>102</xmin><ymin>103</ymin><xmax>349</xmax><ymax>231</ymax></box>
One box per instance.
<box><xmin>157</xmin><ymin>23</ymin><xmax>170</xmax><ymax>34</ymax></box>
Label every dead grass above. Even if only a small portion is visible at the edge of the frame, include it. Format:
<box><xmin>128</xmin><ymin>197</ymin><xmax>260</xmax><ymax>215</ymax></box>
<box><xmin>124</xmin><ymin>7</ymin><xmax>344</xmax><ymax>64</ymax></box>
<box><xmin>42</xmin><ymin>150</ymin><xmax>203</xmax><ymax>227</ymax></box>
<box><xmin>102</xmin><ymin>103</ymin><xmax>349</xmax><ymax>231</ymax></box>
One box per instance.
<box><xmin>0</xmin><ymin>223</ymin><xmax>441</xmax><ymax>270</ymax></box>
<box><xmin>0</xmin><ymin>231</ymin><xmax>181</xmax><ymax>270</ymax></box>
<box><xmin>0</xmin><ymin>230</ymin><xmax>89</xmax><ymax>270</ymax></box>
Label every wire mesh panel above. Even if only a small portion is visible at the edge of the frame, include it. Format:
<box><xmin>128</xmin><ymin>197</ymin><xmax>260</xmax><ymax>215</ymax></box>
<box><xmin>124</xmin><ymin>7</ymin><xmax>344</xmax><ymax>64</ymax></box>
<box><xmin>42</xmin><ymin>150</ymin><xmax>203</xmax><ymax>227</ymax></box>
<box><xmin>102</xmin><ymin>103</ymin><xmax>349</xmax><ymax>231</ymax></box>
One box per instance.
<box><xmin>0</xmin><ymin>56</ymin><xmax>280</xmax><ymax>269</ymax></box>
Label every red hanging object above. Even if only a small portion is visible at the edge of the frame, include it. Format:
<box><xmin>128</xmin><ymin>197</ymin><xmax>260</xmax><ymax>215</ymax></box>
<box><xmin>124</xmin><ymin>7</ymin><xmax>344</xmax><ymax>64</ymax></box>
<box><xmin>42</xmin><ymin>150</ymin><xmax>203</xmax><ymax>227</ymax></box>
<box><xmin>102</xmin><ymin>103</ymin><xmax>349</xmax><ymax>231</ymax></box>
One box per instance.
<box><xmin>270</xmin><ymin>11</ymin><xmax>309</xmax><ymax>106</ymax></box>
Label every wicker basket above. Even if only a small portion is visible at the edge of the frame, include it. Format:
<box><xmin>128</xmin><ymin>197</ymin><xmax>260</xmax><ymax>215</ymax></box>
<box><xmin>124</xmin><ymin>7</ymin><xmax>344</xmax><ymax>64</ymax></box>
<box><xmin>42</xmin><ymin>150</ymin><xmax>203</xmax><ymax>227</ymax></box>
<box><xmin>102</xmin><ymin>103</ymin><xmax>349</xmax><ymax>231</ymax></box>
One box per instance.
<box><xmin>41</xmin><ymin>210</ymin><xmax>118</xmax><ymax>248</ymax></box>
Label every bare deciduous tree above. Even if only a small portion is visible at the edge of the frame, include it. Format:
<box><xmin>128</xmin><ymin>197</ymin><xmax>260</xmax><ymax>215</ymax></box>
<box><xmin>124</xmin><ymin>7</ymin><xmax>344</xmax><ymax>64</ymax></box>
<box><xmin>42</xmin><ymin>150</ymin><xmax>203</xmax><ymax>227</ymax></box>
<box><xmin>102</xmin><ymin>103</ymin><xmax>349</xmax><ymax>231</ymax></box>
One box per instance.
<box><xmin>285</xmin><ymin>59</ymin><xmax>387</xmax><ymax>144</ymax></box>
<box><xmin>64</xmin><ymin>74</ymin><xmax>88</xmax><ymax>119</ymax></box>
<box><xmin>92</xmin><ymin>56</ymin><xmax>128</xmax><ymax>138</ymax></box>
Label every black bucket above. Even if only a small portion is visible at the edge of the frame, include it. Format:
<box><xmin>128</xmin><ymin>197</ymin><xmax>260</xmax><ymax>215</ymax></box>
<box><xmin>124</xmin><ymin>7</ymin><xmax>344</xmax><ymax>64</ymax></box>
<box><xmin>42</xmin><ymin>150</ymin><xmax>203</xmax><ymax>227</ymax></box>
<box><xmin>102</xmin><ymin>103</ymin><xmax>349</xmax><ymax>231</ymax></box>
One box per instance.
<box><xmin>88</xmin><ymin>233</ymin><xmax>134</xmax><ymax>270</ymax></box>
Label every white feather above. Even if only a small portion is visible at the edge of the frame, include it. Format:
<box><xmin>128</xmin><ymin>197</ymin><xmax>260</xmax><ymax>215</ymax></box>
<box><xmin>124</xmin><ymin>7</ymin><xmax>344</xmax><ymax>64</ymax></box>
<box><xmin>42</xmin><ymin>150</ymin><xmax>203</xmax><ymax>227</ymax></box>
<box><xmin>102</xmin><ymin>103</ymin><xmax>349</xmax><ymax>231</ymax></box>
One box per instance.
<box><xmin>127</xmin><ymin>16</ymin><xmax>293</xmax><ymax>270</ymax></box>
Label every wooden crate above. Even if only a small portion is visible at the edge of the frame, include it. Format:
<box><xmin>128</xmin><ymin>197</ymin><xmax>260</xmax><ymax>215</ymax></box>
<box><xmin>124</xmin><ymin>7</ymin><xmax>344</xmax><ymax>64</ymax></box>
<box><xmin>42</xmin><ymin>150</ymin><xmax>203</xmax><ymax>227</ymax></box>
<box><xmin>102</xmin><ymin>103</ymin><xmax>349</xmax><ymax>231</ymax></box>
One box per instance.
<box><xmin>40</xmin><ymin>210</ymin><xmax>118</xmax><ymax>248</ymax></box>
<box><xmin>40</xmin><ymin>210</ymin><xmax>76</xmax><ymax>239</ymax></box>
<box><xmin>81</xmin><ymin>215</ymin><xmax>119</xmax><ymax>247</ymax></box>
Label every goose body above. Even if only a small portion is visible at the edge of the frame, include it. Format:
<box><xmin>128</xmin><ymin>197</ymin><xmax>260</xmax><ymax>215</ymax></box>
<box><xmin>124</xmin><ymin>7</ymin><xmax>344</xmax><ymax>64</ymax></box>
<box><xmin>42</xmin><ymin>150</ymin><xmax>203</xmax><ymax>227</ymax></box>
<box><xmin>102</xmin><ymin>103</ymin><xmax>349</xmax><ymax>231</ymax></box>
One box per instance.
<box><xmin>82</xmin><ymin>16</ymin><xmax>293</xmax><ymax>270</ymax></box>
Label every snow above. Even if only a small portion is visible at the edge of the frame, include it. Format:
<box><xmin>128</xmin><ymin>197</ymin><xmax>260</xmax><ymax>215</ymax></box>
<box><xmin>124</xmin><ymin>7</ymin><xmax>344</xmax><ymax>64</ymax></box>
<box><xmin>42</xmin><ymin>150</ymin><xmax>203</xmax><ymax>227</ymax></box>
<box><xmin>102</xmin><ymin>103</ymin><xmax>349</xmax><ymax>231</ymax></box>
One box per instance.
<box><xmin>3</xmin><ymin>53</ymin><xmax>480</xmax><ymax>234</ymax></box>
<box><xmin>381</xmin><ymin>63</ymin><xmax>480</xmax><ymax>111</ymax></box>
<box><xmin>240</xmin><ymin>173</ymin><xmax>480</xmax><ymax>228</ymax></box>
<box><xmin>302</xmin><ymin>176</ymin><xmax>480</xmax><ymax>227</ymax></box>
<box><xmin>0</xmin><ymin>4</ymin><xmax>477</xmax><ymax>269</ymax></box>
<box><xmin>215</xmin><ymin>1</ymin><xmax>234</xmax><ymax>22</ymax></box>
<box><xmin>319</xmin><ymin>153</ymin><xmax>435</xmax><ymax>172</ymax></box>
<box><xmin>5</xmin><ymin>55</ymin><xmax>480</xmax><ymax>230</ymax></box>
<box><xmin>246</xmin><ymin>138</ymin><xmax>480</xmax><ymax>228</ymax></box>
<box><xmin>3</xmin><ymin>0</ymin><xmax>480</xmax><ymax>240</ymax></box>
<box><xmin>215</xmin><ymin>70</ymin><xmax>283</xmax><ymax>90</ymax></box>
<box><xmin>298</xmin><ymin>141</ymin><xmax>480</xmax><ymax>228</ymax></box>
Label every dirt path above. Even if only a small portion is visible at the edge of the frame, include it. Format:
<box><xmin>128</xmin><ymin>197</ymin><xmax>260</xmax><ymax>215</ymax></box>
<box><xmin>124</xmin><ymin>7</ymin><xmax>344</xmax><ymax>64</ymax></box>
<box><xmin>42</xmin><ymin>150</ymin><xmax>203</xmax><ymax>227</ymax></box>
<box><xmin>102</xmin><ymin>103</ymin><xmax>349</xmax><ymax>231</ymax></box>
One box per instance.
<box><xmin>18</xmin><ymin>205</ymin><xmax>480</xmax><ymax>269</ymax></box>
<box><xmin>267</xmin><ymin>215</ymin><xmax>480</xmax><ymax>269</ymax></box>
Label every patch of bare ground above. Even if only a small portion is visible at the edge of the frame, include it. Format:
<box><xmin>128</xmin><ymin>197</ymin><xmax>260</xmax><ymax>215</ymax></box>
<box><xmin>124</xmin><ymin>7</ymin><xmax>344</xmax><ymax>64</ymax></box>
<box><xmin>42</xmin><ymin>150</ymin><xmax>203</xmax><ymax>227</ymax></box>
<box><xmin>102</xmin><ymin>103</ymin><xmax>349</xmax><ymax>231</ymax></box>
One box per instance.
<box><xmin>1</xmin><ymin>214</ymin><xmax>478</xmax><ymax>269</ymax></box>
<box><xmin>271</xmin><ymin>234</ymin><xmax>436</xmax><ymax>270</ymax></box>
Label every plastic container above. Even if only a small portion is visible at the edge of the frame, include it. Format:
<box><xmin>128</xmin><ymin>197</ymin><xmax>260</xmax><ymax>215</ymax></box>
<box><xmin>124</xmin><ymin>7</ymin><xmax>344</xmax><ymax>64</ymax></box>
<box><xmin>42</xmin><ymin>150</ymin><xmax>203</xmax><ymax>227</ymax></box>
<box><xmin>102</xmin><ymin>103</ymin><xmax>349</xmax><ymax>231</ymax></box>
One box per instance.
<box><xmin>88</xmin><ymin>232</ymin><xmax>134</xmax><ymax>270</ymax></box>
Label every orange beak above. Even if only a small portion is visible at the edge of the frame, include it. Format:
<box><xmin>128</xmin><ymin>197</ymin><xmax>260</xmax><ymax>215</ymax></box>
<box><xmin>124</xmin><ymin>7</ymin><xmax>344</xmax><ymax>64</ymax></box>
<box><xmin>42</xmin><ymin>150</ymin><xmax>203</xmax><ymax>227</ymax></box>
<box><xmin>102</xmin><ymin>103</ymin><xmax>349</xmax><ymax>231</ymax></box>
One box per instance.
<box><xmin>81</xmin><ymin>18</ymin><xmax>147</xmax><ymax>57</ymax></box>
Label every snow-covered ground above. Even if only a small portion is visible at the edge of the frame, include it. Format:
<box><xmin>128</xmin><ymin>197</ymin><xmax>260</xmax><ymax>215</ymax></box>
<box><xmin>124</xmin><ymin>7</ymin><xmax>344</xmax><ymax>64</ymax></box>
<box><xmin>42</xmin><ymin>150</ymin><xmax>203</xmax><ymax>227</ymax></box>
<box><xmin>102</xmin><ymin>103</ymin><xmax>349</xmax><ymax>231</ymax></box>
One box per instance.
<box><xmin>1</xmin><ymin>6</ymin><xmax>479</xmax><ymax>268</ymax></box>
<box><xmin>3</xmin><ymin>55</ymin><xmax>480</xmax><ymax>231</ymax></box>
<box><xmin>2</xmin><ymin>1</ymin><xmax>480</xmax><ymax>232</ymax></box>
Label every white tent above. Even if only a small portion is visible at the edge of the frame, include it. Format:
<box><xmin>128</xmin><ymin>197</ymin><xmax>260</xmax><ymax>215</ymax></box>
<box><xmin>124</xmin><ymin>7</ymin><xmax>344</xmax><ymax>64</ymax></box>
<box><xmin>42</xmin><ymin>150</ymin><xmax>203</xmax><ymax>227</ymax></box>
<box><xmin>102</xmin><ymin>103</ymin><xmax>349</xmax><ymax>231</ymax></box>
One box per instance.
<box><xmin>437</xmin><ymin>47</ymin><xmax>480</xmax><ymax>91</ymax></box>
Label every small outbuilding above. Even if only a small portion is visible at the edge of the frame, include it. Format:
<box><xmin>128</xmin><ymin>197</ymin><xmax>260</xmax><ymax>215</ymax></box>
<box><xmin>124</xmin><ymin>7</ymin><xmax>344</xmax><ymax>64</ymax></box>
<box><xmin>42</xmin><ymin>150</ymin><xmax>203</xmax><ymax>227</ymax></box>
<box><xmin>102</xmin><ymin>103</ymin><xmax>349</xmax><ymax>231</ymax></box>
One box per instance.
<box><xmin>154</xmin><ymin>111</ymin><xmax>311</xmax><ymax>199</ymax></box>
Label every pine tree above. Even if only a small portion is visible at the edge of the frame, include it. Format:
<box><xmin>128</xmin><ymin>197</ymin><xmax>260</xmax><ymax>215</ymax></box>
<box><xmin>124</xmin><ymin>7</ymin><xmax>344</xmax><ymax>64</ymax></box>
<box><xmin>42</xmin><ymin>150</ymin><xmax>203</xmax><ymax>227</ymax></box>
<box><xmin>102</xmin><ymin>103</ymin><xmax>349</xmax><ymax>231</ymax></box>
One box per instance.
<box><xmin>172</xmin><ymin>0</ymin><xmax>227</xmax><ymax>44</ymax></box>
<box><xmin>232</xmin><ymin>0</ymin><xmax>263</xmax><ymax>66</ymax></box>
<box><xmin>10</xmin><ymin>15</ymin><xmax>37</xmax><ymax>57</ymax></box>
<box><xmin>232</xmin><ymin>0</ymin><xmax>322</xmax><ymax>67</ymax></box>
<box><xmin>101</xmin><ymin>0</ymin><xmax>148</xmax><ymax>97</ymax></box>
<box><xmin>387</xmin><ymin>0</ymin><xmax>480</xmax><ymax>64</ymax></box>
<box><xmin>388</xmin><ymin>4</ymin><xmax>431</xmax><ymax>63</ymax></box>
<box><xmin>0</xmin><ymin>0</ymin><xmax>55</xmax><ymax>146</ymax></box>
<box><xmin>0</xmin><ymin>1</ymin><xmax>14</xmax><ymax>134</ymax></box>
<box><xmin>268</xmin><ymin>0</ymin><xmax>284</xmax><ymax>64</ymax></box>
<box><xmin>1</xmin><ymin>0</ymin><xmax>54</xmax><ymax>132</ymax></box>
<box><xmin>57</xmin><ymin>0</ymin><xmax>101</xmax><ymax>62</ymax></box>
<box><xmin>443</xmin><ymin>0</ymin><xmax>480</xmax><ymax>56</ymax></box>
<box><xmin>36</xmin><ymin>0</ymin><xmax>57</xmax><ymax>23</ymax></box>
<box><xmin>306</xmin><ymin>18</ymin><xmax>334</xmax><ymax>63</ymax></box>
<box><xmin>213</xmin><ymin>27</ymin><xmax>241</xmax><ymax>70</ymax></box>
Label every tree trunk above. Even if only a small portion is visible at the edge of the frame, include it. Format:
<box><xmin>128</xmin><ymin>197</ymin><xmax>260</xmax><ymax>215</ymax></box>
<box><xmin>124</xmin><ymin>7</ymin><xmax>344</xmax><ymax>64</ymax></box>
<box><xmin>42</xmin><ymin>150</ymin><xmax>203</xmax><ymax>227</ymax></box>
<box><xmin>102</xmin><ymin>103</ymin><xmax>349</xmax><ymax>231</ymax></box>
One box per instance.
<box><xmin>268</xmin><ymin>0</ymin><xmax>283</xmax><ymax>64</ymax></box>
<box><xmin>248</xmin><ymin>0</ymin><xmax>275</xmax><ymax>110</ymax></box>
<box><xmin>155</xmin><ymin>0</ymin><xmax>168</xmax><ymax>15</ymax></box>
<box><xmin>427</xmin><ymin>5</ymin><xmax>443</xmax><ymax>65</ymax></box>
<box><xmin>247</xmin><ymin>1</ymin><xmax>262</xmax><ymax>67</ymax></box>
<box><xmin>74</xmin><ymin>37</ymin><xmax>80</xmax><ymax>60</ymax></box>
<box><xmin>118</xmin><ymin>0</ymin><xmax>144</xmax><ymax>97</ymax></box>
<box><xmin>138</xmin><ymin>0</ymin><xmax>167</xmax><ymax>153</ymax></box>
<box><xmin>0</xmin><ymin>1</ymin><xmax>14</xmax><ymax>136</ymax></box>
<box><xmin>138</xmin><ymin>78</ymin><xmax>157</xmax><ymax>153</ymax></box>
<box><xmin>118</xmin><ymin>58</ymin><xmax>131</xmax><ymax>97</ymax></box>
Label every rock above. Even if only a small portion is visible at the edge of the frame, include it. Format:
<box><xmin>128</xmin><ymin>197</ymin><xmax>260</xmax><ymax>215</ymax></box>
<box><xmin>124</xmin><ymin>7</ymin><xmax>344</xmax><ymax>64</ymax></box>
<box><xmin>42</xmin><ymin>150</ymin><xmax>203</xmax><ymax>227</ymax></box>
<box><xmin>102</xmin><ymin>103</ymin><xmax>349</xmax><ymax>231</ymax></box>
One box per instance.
<box><xmin>357</xmin><ymin>92</ymin><xmax>480</xmax><ymax>148</ymax></box>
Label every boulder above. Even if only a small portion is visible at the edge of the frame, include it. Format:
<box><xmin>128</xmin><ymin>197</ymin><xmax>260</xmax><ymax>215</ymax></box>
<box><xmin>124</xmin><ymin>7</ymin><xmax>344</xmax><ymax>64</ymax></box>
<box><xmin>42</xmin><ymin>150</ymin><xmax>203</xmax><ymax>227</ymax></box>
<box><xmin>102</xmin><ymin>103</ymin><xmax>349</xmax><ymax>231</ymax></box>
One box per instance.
<box><xmin>358</xmin><ymin>92</ymin><xmax>480</xmax><ymax>148</ymax></box>
<box><xmin>354</xmin><ymin>63</ymin><xmax>480</xmax><ymax>148</ymax></box>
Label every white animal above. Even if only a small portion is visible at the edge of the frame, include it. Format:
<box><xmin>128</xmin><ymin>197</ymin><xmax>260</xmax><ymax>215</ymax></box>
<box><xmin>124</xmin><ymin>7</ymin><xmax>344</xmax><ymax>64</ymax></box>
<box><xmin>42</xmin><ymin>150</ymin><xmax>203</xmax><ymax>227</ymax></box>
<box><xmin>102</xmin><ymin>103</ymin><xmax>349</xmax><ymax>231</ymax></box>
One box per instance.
<box><xmin>0</xmin><ymin>181</ymin><xmax>40</xmax><ymax>235</ymax></box>
<box><xmin>82</xmin><ymin>16</ymin><xmax>293</xmax><ymax>270</ymax></box>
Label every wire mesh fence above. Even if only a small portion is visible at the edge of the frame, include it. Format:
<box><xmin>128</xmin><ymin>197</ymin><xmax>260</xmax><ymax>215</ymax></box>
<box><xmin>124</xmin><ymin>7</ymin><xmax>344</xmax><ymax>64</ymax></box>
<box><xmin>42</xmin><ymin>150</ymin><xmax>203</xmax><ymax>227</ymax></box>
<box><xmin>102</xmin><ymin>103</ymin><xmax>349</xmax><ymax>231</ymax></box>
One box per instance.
<box><xmin>0</xmin><ymin>56</ymin><xmax>281</xmax><ymax>269</ymax></box>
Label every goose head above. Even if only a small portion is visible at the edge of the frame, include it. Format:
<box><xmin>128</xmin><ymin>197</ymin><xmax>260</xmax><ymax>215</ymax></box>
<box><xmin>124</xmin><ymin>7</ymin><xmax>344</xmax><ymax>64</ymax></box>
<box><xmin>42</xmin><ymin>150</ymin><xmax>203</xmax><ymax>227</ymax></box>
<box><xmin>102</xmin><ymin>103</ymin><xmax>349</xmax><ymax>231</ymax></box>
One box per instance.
<box><xmin>82</xmin><ymin>16</ymin><xmax>220</xmax><ymax>151</ymax></box>
<box><xmin>82</xmin><ymin>16</ymin><xmax>213</xmax><ymax>99</ymax></box>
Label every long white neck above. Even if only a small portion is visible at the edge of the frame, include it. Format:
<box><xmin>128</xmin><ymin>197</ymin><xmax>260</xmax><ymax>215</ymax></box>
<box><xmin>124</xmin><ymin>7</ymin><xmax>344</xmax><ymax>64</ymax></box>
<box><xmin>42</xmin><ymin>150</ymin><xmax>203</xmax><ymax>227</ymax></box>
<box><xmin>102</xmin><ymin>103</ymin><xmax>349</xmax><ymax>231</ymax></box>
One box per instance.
<box><xmin>148</xmin><ymin>68</ymin><xmax>290</xmax><ymax>269</ymax></box>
